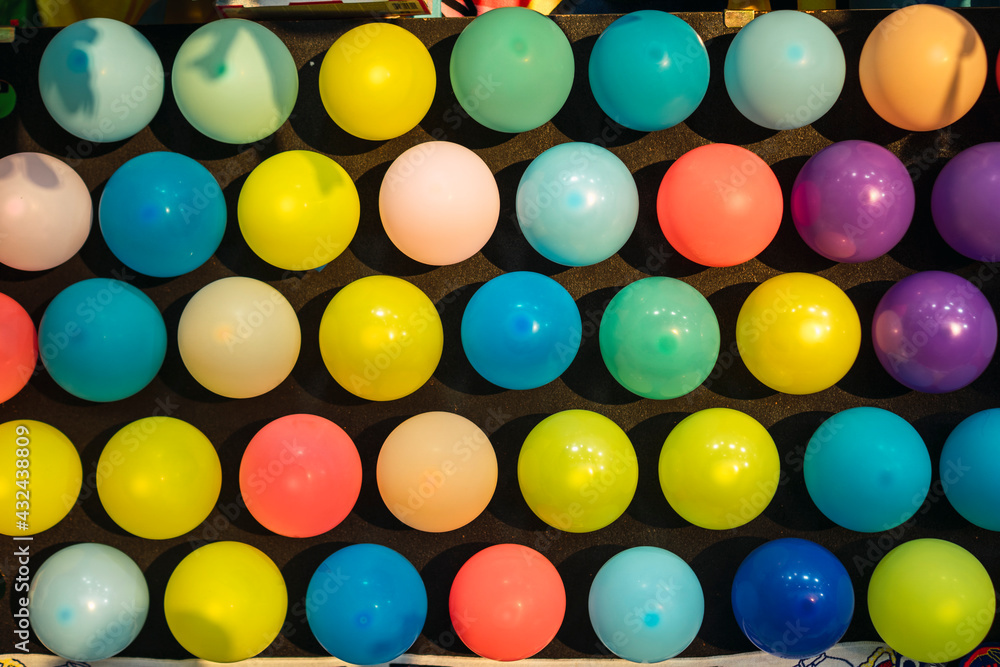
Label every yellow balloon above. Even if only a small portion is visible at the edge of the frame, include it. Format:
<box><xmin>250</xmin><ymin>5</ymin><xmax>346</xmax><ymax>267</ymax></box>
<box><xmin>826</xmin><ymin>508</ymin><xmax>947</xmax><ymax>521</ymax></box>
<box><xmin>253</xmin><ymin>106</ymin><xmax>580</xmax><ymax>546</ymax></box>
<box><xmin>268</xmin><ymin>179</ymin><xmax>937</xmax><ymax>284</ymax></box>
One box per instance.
<box><xmin>97</xmin><ymin>417</ymin><xmax>221</xmax><ymax>539</ymax></box>
<box><xmin>319</xmin><ymin>23</ymin><xmax>436</xmax><ymax>141</ymax></box>
<box><xmin>164</xmin><ymin>541</ymin><xmax>287</xmax><ymax>663</ymax></box>
<box><xmin>736</xmin><ymin>272</ymin><xmax>860</xmax><ymax>395</ymax></box>
<box><xmin>238</xmin><ymin>151</ymin><xmax>360</xmax><ymax>271</ymax></box>
<box><xmin>868</xmin><ymin>539</ymin><xmax>995</xmax><ymax>663</ymax></box>
<box><xmin>0</xmin><ymin>420</ymin><xmax>82</xmax><ymax>536</ymax></box>
<box><xmin>658</xmin><ymin>408</ymin><xmax>779</xmax><ymax>530</ymax></box>
<box><xmin>319</xmin><ymin>275</ymin><xmax>443</xmax><ymax>401</ymax></box>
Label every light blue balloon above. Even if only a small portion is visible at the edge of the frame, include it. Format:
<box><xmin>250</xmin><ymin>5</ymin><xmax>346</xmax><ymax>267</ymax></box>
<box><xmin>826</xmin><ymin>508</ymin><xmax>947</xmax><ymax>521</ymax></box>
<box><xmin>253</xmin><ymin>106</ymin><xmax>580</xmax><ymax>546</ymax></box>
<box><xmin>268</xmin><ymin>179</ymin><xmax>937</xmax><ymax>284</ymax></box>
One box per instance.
<box><xmin>461</xmin><ymin>271</ymin><xmax>581</xmax><ymax>390</ymax></box>
<box><xmin>589</xmin><ymin>11</ymin><xmax>709</xmax><ymax>132</ymax></box>
<box><xmin>724</xmin><ymin>10</ymin><xmax>845</xmax><ymax>130</ymax></box>
<box><xmin>100</xmin><ymin>152</ymin><xmax>226</xmax><ymax>277</ymax></box>
<box><xmin>589</xmin><ymin>547</ymin><xmax>704</xmax><ymax>663</ymax></box>
<box><xmin>29</xmin><ymin>543</ymin><xmax>149</xmax><ymax>661</ymax></box>
<box><xmin>38</xmin><ymin>18</ymin><xmax>164</xmax><ymax>142</ymax></box>
<box><xmin>804</xmin><ymin>407</ymin><xmax>931</xmax><ymax>532</ymax></box>
<box><xmin>306</xmin><ymin>544</ymin><xmax>427</xmax><ymax>665</ymax></box>
<box><xmin>941</xmin><ymin>409</ymin><xmax>1000</xmax><ymax>530</ymax></box>
<box><xmin>39</xmin><ymin>278</ymin><xmax>167</xmax><ymax>402</ymax></box>
<box><xmin>516</xmin><ymin>142</ymin><xmax>638</xmax><ymax>267</ymax></box>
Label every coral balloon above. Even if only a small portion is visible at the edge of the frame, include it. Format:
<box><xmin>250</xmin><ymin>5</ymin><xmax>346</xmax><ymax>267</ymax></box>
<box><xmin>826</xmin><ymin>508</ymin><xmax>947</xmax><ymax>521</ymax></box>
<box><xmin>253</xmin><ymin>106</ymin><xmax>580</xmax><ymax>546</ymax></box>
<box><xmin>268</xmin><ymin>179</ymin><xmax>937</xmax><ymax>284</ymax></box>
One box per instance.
<box><xmin>0</xmin><ymin>293</ymin><xmax>37</xmax><ymax>403</ymax></box>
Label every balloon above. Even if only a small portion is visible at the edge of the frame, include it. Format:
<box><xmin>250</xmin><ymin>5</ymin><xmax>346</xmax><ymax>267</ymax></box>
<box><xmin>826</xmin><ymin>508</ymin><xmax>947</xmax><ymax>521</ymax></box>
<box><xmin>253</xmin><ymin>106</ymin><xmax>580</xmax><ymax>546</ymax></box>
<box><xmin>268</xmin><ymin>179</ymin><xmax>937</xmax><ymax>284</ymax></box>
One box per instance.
<box><xmin>377</xmin><ymin>411</ymin><xmax>497</xmax><ymax>532</ymax></box>
<box><xmin>449</xmin><ymin>544</ymin><xmax>566</xmax><ymax>661</ymax></box>
<box><xmin>804</xmin><ymin>408</ymin><xmax>930</xmax><ymax>533</ymax></box>
<box><xmin>791</xmin><ymin>140</ymin><xmax>914</xmax><ymax>262</ymax></box>
<box><xmin>0</xmin><ymin>152</ymin><xmax>91</xmax><ymax>272</ymax></box>
<box><xmin>931</xmin><ymin>142</ymin><xmax>1000</xmax><ymax>261</ymax></box>
<box><xmin>319</xmin><ymin>23</ymin><xmax>435</xmax><ymax>141</ymax></box>
<box><xmin>732</xmin><ymin>538</ymin><xmax>854</xmax><ymax>658</ymax></box>
<box><xmin>100</xmin><ymin>152</ymin><xmax>226</xmax><ymax>277</ymax></box>
<box><xmin>39</xmin><ymin>278</ymin><xmax>167</xmax><ymax>402</ymax></box>
<box><xmin>599</xmin><ymin>277</ymin><xmax>720</xmax><ymax>400</ymax></box>
<box><xmin>238</xmin><ymin>150</ymin><xmax>360</xmax><ymax>271</ymax></box>
<box><xmin>657</xmin><ymin>144</ymin><xmax>782</xmax><ymax>267</ymax></box>
<box><xmin>872</xmin><ymin>271</ymin><xmax>997</xmax><ymax>393</ymax></box>
<box><xmin>38</xmin><ymin>18</ymin><xmax>163</xmax><ymax>142</ymax></box>
<box><xmin>240</xmin><ymin>414</ymin><xmax>362</xmax><ymax>537</ymax></box>
<box><xmin>736</xmin><ymin>272</ymin><xmax>861</xmax><ymax>394</ymax></box>
<box><xmin>518</xmin><ymin>410</ymin><xmax>637</xmax><ymax>533</ymax></box>
<box><xmin>178</xmin><ymin>276</ymin><xmax>301</xmax><ymax>399</ymax></box>
<box><xmin>940</xmin><ymin>409</ymin><xmax>1000</xmax><ymax>530</ymax></box>
<box><xmin>658</xmin><ymin>408</ymin><xmax>779</xmax><ymax>530</ymax></box>
<box><xmin>29</xmin><ymin>543</ymin><xmax>148</xmax><ymax>661</ymax></box>
<box><xmin>306</xmin><ymin>544</ymin><xmax>428</xmax><ymax>664</ymax></box>
<box><xmin>868</xmin><ymin>539</ymin><xmax>995</xmax><ymax>663</ymax></box>
<box><xmin>859</xmin><ymin>5</ymin><xmax>986</xmax><ymax>132</ymax></box>
<box><xmin>516</xmin><ymin>142</ymin><xmax>638</xmax><ymax>267</ymax></box>
<box><xmin>97</xmin><ymin>417</ymin><xmax>221</xmax><ymax>539</ymax></box>
<box><xmin>0</xmin><ymin>420</ymin><xmax>82</xmax><ymax>536</ymax></box>
<box><xmin>449</xmin><ymin>7</ymin><xmax>574</xmax><ymax>133</ymax></box>
<box><xmin>164</xmin><ymin>541</ymin><xmax>287</xmax><ymax>663</ymax></box>
<box><xmin>0</xmin><ymin>79</ymin><xmax>16</xmax><ymax>119</ymax></box>
<box><xmin>379</xmin><ymin>141</ymin><xmax>499</xmax><ymax>265</ymax></box>
<box><xmin>172</xmin><ymin>19</ymin><xmax>298</xmax><ymax>144</ymax></box>
<box><xmin>461</xmin><ymin>272</ymin><xmax>581</xmax><ymax>389</ymax></box>
<box><xmin>589</xmin><ymin>547</ymin><xmax>704</xmax><ymax>662</ymax></box>
<box><xmin>724</xmin><ymin>10</ymin><xmax>845</xmax><ymax>130</ymax></box>
<box><xmin>0</xmin><ymin>293</ymin><xmax>37</xmax><ymax>403</ymax></box>
<box><xmin>588</xmin><ymin>11</ymin><xmax>708</xmax><ymax>132</ymax></box>
<box><xmin>318</xmin><ymin>275</ymin><xmax>443</xmax><ymax>401</ymax></box>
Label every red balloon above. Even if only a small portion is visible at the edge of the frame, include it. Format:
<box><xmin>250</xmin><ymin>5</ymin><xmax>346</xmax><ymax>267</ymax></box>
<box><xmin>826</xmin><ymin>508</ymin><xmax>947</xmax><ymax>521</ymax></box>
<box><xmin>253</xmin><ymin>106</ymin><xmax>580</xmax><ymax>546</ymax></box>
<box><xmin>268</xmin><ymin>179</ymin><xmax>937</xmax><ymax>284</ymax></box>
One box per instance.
<box><xmin>0</xmin><ymin>293</ymin><xmax>37</xmax><ymax>403</ymax></box>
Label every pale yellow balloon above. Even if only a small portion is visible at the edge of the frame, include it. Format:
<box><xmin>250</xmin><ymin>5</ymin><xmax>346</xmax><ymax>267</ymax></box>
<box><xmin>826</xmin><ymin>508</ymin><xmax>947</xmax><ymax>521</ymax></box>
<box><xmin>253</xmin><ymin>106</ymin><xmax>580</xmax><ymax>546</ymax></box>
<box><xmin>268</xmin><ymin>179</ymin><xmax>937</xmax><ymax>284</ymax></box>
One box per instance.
<box><xmin>178</xmin><ymin>277</ymin><xmax>300</xmax><ymax>398</ymax></box>
<box><xmin>377</xmin><ymin>412</ymin><xmax>497</xmax><ymax>532</ymax></box>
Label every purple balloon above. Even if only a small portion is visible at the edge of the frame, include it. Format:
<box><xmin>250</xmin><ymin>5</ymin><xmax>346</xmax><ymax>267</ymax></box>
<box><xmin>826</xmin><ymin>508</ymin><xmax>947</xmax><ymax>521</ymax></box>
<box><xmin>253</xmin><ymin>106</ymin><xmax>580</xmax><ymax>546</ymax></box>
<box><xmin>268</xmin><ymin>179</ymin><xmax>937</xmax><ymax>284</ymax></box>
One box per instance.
<box><xmin>931</xmin><ymin>143</ymin><xmax>1000</xmax><ymax>261</ymax></box>
<box><xmin>792</xmin><ymin>140</ymin><xmax>914</xmax><ymax>262</ymax></box>
<box><xmin>873</xmin><ymin>271</ymin><xmax>997</xmax><ymax>393</ymax></box>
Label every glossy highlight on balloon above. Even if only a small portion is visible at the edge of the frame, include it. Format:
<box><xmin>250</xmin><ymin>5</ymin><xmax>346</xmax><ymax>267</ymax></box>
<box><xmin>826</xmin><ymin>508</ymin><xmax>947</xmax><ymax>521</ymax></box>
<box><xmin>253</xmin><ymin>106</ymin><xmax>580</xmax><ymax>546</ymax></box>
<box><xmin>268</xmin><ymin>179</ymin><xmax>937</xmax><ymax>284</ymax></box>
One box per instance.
<box><xmin>931</xmin><ymin>142</ymin><xmax>1000</xmax><ymax>261</ymax></box>
<box><xmin>0</xmin><ymin>293</ymin><xmax>37</xmax><ymax>403</ymax></box>
<box><xmin>941</xmin><ymin>409</ymin><xmax>1000</xmax><ymax>531</ymax></box>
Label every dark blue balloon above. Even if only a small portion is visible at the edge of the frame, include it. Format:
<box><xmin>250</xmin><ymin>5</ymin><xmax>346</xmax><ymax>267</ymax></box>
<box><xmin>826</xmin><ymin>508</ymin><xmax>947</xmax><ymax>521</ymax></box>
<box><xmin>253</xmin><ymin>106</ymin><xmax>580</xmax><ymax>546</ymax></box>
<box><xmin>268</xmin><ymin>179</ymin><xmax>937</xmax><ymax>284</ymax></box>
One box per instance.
<box><xmin>732</xmin><ymin>538</ymin><xmax>854</xmax><ymax>659</ymax></box>
<box><xmin>306</xmin><ymin>544</ymin><xmax>427</xmax><ymax>665</ymax></box>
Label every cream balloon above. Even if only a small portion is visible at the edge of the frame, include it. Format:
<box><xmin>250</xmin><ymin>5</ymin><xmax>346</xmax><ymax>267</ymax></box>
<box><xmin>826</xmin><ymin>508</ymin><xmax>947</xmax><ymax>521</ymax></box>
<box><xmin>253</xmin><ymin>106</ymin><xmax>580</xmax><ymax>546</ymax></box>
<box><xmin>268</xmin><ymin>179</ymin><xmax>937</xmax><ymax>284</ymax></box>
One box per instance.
<box><xmin>377</xmin><ymin>412</ymin><xmax>497</xmax><ymax>532</ymax></box>
<box><xmin>0</xmin><ymin>153</ymin><xmax>92</xmax><ymax>271</ymax></box>
<box><xmin>178</xmin><ymin>277</ymin><xmax>300</xmax><ymax>398</ymax></box>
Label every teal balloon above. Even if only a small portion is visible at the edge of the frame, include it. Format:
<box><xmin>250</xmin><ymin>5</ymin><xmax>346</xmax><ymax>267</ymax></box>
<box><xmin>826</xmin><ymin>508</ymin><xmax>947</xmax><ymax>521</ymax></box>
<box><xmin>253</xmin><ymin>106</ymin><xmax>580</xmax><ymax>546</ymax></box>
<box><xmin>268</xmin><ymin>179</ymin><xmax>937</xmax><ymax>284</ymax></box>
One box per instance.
<box><xmin>599</xmin><ymin>277</ymin><xmax>720</xmax><ymax>400</ymax></box>
<box><xmin>38</xmin><ymin>18</ymin><xmax>164</xmax><ymax>142</ymax></box>
<box><xmin>29</xmin><ymin>543</ymin><xmax>149</xmax><ymax>661</ymax></box>
<box><xmin>589</xmin><ymin>547</ymin><xmax>704</xmax><ymax>662</ymax></box>
<box><xmin>589</xmin><ymin>11</ymin><xmax>709</xmax><ymax>131</ymax></box>
<box><xmin>450</xmin><ymin>7</ymin><xmax>574</xmax><ymax>133</ymax></box>
<box><xmin>724</xmin><ymin>10</ymin><xmax>845</xmax><ymax>130</ymax></box>
<box><xmin>941</xmin><ymin>409</ymin><xmax>1000</xmax><ymax>530</ymax></box>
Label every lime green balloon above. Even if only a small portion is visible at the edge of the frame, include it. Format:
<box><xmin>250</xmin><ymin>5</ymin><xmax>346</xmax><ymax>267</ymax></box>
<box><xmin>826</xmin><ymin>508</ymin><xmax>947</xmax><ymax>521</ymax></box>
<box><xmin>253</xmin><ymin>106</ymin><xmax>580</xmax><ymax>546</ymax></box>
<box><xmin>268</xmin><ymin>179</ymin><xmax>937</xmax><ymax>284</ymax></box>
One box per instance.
<box><xmin>449</xmin><ymin>7</ymin><xmax>573</xmax><ymax>133</ymax></box>
<box><xmin>518</xmin><ymin>410</ymin><xmax>638</xmax><ymax>533</ymax></box>
<box><xmin>868</xmin><ymin>539</ymin><xmax>995</xmax><ymax>663</ymax></box>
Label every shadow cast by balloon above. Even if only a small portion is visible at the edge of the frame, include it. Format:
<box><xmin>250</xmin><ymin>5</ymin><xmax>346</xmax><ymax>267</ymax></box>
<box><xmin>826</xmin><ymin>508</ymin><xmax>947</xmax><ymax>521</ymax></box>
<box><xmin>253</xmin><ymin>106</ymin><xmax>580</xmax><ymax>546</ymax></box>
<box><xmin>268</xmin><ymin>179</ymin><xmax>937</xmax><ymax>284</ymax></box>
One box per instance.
<box><xmin>216</xmin><ymin>419</ymin><xmax>273</xmax><ymax>536</ymax></box>
<box><xmin>433</xmin><ymin>281</ymin><xmax>507</xmax><ymax>396</ymax></box>
<box><xmin>555</xmin><ymin>544</ymin><xmax>628</xmax><ymax>655</ymax></box>
<box><xmin>626</xmin><ymin>412</ymin><xmax>693</xmax><ymax>529</ymax></box>
<box><xmin>77</xmin><ymin>422</ymin><xmax>135</xmax><ymax>537</ymax></box>
<box><xmin>837</xmin><ymin>280</ymin><xmax>908</xmax><ymax>400</ymax></box>
<box><xmin>420</xmin><ymin>542</ymin><xmax>492</xmax><ymax>656</ymax></box>
<box><xmin>157</xmin><ymin>290</ymin><xmax>232</xmax><ymax>403</ymax></box>
<box><xmin>690</xmin><ymin>537</ymin><xmax>767</xmax><ymax>653</ymax></box>
<box><xmin>121</xmin><ymin>543</ymin><xmax>195</xmax><ymax>659</ymax></box>
<box><xmin>762</xmin><ymin>411</ymin><xmax>837</xmax><ymax>532</ymax></box>
<box><xmin>351</xmin><ymin>415</ymin><xmax>413</xmax><ymax>531</ymax></box>
<box><xmin>702</xmin><ymin>282</ymin><xmax>776</xmax><ymax>401</ymax></box>
<box><xmin>280</xmin><ymin>541</ymin><xmax>353</xmax><ymax>654</ymax></box>
<box><xmin>216</xmin><ymin>173</ymin><xmax>297</xmax><ymax>282</ymax></box>
<box><xmin>485</xmin><ymin>413</ymin><xmax>551</xmax><ymax>531</ymax></box>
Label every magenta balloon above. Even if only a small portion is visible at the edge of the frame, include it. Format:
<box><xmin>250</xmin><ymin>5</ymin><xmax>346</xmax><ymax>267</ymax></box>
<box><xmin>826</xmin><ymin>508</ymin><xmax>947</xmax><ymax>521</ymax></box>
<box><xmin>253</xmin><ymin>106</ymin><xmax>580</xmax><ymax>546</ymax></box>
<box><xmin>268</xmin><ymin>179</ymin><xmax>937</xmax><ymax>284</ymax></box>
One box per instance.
<box><xmin>931</xmin><ymin>143</ymin><xmax>1000</xmax><ymax>261</ymax></box>
<box><xmin>873</xmin><ymin>271</ymin><xmax>997</xmax><ymax>393</ymax></box>
<box><xmin>791</xmin><ymin>140</ymin><xmax>914</xmax><ymax>262</ymax></box>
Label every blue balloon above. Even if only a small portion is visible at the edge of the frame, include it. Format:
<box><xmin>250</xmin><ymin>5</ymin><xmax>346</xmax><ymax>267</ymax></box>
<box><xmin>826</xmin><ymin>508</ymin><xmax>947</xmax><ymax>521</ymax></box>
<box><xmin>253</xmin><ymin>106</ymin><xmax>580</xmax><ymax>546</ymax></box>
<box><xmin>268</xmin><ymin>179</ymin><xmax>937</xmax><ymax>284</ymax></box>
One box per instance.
<box><xmin>306</xmin><ymin>544</ymin><xmax>427</xmax><ymax>665</ymax></box>
<box><xmin>732</xmin><ymin>538</ymin><xmax>854</xmax><ymax>659</ymax></box>
<box><xmin>39</xmin><ymin>278</ymin><xmax>167</xmax><ymax>402</ymax></box>
<box><xmin>941</xmin><ymin>409</ymin><xmax>1000</xmax><ymax>530</ymax></box>
<box><xmin>589</xmin><ymin>11</ymin><xmax>709</xmax><ymax>132</ymax></box>
<box><xmin>516</xmin><ymin>142</ymin><xmax>638</xmax><ymax>267</ymax></box>
<box><xmin>803</xmin><ymin>407</ymin><xmax>931</xmax><ymax>532</ymax></box>
<box><xmin>589</xmin><ymin>547</ymin><xmax>704</xmax><ymax>662</ymax></box>
<box><xmin>461</xmin><ymin>271</ymin><xmax>581</xmax><ymax>390</ymax></box>
<box><xmin>100</xmin><ymin>152</ymin><xmax>226</xmax><ymax>277</ymax></box>
<box><xmin>724</xmin><ymin>10</ymin><xmax>845</xmax><ymax>130</ymax></box>
<box><xmin>29</xmin><ymin>543</ymin><xmax>149</xmax><ymax>661</ymax></box>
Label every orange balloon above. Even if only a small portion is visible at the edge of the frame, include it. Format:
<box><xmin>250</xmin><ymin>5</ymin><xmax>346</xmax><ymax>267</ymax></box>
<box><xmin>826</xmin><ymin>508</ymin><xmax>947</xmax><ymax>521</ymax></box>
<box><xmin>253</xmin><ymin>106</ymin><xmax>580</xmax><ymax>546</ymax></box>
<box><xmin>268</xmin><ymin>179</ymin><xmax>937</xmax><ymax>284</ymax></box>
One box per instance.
<box><xmin>859</xmin><ymin>5</ymin><xmax>986</xmax><ymax>132</ymax></box>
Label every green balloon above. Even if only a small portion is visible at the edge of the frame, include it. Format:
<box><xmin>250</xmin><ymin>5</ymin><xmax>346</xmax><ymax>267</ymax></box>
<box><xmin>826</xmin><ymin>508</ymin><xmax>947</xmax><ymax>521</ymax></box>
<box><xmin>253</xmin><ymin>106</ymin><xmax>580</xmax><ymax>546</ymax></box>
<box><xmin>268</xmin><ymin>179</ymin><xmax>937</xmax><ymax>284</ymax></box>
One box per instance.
<box><xmin>599</xmin><ymin>277</ymin><xmax>720</xmax><ymax>400</ymax></box>
<box><xmin>449</xmin><ymin>7</ymin><xmax>574</xmax><ymax>133</ymax></box>
<box><xmin>0</xmin><ymin>80</ymin><xmax>14</xmax><ymax>120</ymax></box>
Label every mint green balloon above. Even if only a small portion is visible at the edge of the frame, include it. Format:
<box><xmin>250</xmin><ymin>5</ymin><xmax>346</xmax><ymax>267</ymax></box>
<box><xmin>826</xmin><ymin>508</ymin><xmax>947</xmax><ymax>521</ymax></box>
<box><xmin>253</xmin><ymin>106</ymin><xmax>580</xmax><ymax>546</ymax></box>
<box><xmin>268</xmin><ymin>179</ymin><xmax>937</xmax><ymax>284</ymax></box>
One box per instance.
<box><xmin>599</xmin><ymin>277</ymin><xmax>720</xmax><ymax>400</ymax></box>
<box><xmin>172</xmin><ymin>19</ymin><xmax>298</xmax><ymax>145</ymax></box>
<box><xmin>450</xmin><ymin>7</ymin><xmax>574</xmax><ymax>133</ymax></box>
